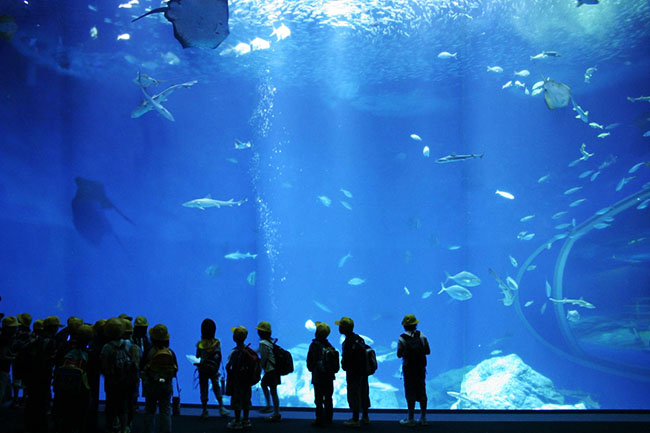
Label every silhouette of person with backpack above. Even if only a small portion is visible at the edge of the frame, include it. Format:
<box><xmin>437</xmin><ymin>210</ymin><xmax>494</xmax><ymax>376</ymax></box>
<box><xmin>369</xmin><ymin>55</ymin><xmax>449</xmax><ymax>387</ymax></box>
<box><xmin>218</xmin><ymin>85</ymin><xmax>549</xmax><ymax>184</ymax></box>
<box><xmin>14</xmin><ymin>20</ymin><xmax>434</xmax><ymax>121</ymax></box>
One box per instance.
<box><xmin>397</xmin><ymin>314</ymin><xmax>430</xmax><ymax>427</ymax></box>
<box><xmin>195</xmin><ymin>318</ymin><xmax>229</xmax><ymax>419</ymax></box>
<box><xmin>256</xmin><ymin>321</ymin><xmax>282</xmax><ymax>422</ymax></box>
<box><xmin>307</xmin><ymin>321</ymin><xmax>339</xmax><ymax>427</ymax></box>
<box><xmin>142</xmin><ymin>324</ymin><xmax>178</xmax><ymax>433</ymax></box>
<box><xmin>336</xmin><ymin>316</ymin><xmax>371</xmax><ymax>427</ymax></box>
<box><xmin>225</xmin><ymin>326</ymin><xmax>260</xmax><ymax>430</ymax></box>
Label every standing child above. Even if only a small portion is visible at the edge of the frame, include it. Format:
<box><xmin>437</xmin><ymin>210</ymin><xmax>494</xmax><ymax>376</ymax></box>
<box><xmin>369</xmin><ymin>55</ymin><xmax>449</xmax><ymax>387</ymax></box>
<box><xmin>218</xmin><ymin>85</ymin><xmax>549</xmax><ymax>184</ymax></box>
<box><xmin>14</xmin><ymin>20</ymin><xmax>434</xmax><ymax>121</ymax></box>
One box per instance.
<box><xmin>397</xmin><ymin>314</ymin><xmax>430</xmax><ymax>426</ymax></box>
<box><xmin>225</xmin><ymin>326</ymin><xmax>260</xmax><ymax>430</ymax></box>
<box><xmin>196</xmin><ymin>318</ymin><xmax>229</xmax><ymax>419</ymax></box>
<box><xmin>336</xmin><ymin>316</ymin><xmax>371</xmax><ymax>427</ymax></box>
<box><xmin>142</xmin><ymin>324</ymin><xmax>178</xmax><ymax>433</ymax></box>
<box><xmin>307</xmin><ymin>322</ymin><xmax>339</xmax><ymax>426</ymax></box>
<box><xmin>256</xmin><ymin>321</ymin><xmax>281</xmax><ymax>422</ymax></box>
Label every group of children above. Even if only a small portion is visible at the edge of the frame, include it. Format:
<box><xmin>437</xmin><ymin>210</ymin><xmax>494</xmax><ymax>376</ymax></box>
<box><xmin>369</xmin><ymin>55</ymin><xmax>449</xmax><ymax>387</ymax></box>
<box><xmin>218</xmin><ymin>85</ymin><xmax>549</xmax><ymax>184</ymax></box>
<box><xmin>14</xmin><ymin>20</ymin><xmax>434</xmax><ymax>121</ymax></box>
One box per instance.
<box><xmin>0</xmin><ymin>310</ymin><xmax>431</xmax><ymax>431</ymax></box>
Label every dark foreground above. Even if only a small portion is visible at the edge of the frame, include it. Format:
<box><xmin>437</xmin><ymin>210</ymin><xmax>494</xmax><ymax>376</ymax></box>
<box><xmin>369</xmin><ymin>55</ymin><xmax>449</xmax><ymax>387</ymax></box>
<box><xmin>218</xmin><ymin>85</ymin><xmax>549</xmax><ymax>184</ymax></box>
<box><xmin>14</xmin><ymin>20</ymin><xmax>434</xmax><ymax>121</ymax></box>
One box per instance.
<box><xmin>1</xmin><ymin>406</ymin><xmax>649</xmax><ymax>433</ymax></box>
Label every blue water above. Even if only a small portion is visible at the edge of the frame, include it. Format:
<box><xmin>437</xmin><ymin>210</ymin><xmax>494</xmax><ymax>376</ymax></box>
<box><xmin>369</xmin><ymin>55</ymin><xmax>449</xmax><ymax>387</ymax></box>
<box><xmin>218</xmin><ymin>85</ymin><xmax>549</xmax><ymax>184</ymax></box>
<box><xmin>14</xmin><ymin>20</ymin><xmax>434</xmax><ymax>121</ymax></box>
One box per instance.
<box><xmin>1</xmin><ymin>0</ymin><xmax>650</xmax><ymax>409</ymax></box>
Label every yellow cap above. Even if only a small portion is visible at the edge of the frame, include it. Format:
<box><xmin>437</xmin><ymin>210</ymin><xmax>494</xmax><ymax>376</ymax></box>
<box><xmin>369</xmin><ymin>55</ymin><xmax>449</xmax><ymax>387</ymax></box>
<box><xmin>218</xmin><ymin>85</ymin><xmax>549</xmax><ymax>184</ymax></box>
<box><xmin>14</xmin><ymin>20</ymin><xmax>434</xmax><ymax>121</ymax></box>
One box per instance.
<box><xmin>231</xmin><ymin>326</ymin><xmax>248</xmax><ymax>342</ymax></box>
<box><xmin>93</xmin><ymin>319</ymin><xmax>106</xmax><ymax>336</ymax></box>
<box><xmin>33</xmin><ymin>319</ymin><xmax>44</xmax><ymax>331</ymax></box>
<box><xmin>44</xmin><ymin>316</ymin><xmax>64</xmax><ymax>328</ymax></box>
<box><xmin>334</xmin><ymin>316</ymin><xmax>354</xmax><ymax>330</ymax></box>
<box><xmin>118</xmin><ymin>313</ymin><xmax>133</xmax><ymax>322</ymax></box>
<box><xmin>17</xmin><ymin>313</ymin><xmax>32</xmax><ymax>327</ymax></box>
<box><xmin>401</xmin><ymin>314</ymin><xmax>419</xmax><ymax>327</ymax></box>
<box><xmin>149</xmin><ymin>324</ymin><xmax>170</xmax><ymax>342</ymax></box>
<box><xmin>67</xmin><ymin>316</ymin><xmax>84</xmax><ymax>332</ymax></box>
<box><xmin>315</xmin><ymin>321</ymin><xmax>330</xmax><ymax>338</ymax></box>
<box><xmin>255</xmin><ymin>321</ymin><xmax>271</xmax><ymax>334</ymax></box>
<box><xmin>121</xmin><ymin>318</ymin><xmax>134</xmax><ymax>333</ymax></box>
<box><xmin>75</xmin><ymin>324</ymin><xmax>94</xmax><ymax>344</ymax></box>
<box><xmin>134</xmin><ymin>316</ymin><xmax>148</xmax><ymax>327</ymax></box>
<box><xmin>2</xmin><ymin>316</ymin><xmax>19</xmax><ymax>328</ymax></box>
<box><xmin>104</xmin><ymin>318</ymin><xmax>126</xmax><ymax>340</ymax></box>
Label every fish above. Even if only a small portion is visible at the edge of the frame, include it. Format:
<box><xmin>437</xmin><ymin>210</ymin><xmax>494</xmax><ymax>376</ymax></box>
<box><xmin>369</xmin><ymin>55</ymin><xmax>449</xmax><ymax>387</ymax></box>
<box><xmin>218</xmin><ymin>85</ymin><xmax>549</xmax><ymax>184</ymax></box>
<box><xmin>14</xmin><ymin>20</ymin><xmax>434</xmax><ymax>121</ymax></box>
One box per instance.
<box><xmin>616</xmin><ymin>176</ymin><xmax>635</xmax><ymax>192</ymax></box>
<box><xmin>318</xmin><ymin>196</ymin><xmax>331</xmax><ymax>207</ymax></box>
<box><xmin>368</xmin><ymin>382</ymin><xmax>398</xmax><ymax>392</ymax></box>
<box><xmin>90</xmin><ymin>26</ymin><xmax>98</xmax><ymax>39</ymax></box>
<box><xmin>340</xmin><ymin>188</ymin><xmax>353</xmax><ymax>198</ymax></box>
<box><xmin>571</xmin><ymin>99</ymin><xmax>589</xmax><ymax>123</ymax></box>
<box><xmin>234</xmin><ymin>139</ymin><xmax>252</xmax><ymax>149</ymax></box>
<box><xmin>435</xmin><ymin>153</ymin><xmax>484</xmax><ymax>163</ymax></box>
<box><xmin>555</xmin><ymin>223</ymin><xmax>571</xmax><ymax>230</ymax></box>
<box><xmin>338</xmin><ymin>252</ymin><xmax>353</xmax><ymax>268</ymax></box>
<box><xmin>313</xmin><ymin>300</ymin><xmax>332</xmax><ymax>313</ymax></box>
<box><xmin>182</xmin><ymin>196</ymin><xmax>247</xmax><ymax>209</ymax></box>
<box><xmin>552</xmin><ymin>211</ymin><xmax>568</xmax><ymax>219</ymax></box>
<box><xmin>403</xmin><ymin>286</ymin><xmax>410</xmax><ymax>295</ymax></box>
<box><xmin>567</xmin><ymin>310</ymin><xmax>580</xmax><ymax>323</ymax></box>
<box><xmin>502</xmin><ymin>80</ymin><xmax>513</xmax><ymax>89</ymax></box>
<box><xmin>520</xmin><ymin>215</ymin><xmax>535</xmax><ymax>222</ymax></box>
<box><xmin>579</xmin><ymin>170</ymin><xmax>594</xmax><ymax>179</ymax></box>
<box><xmin>131</xmin><ymin>74</ymin><xmax>198</xmax><ymax>121</ymax></box>
<box><xmin>305</xmin><ymin>320</ymin><xmax>316</xmax><ymax>331</ymax></box>
<box><xmin>250</xmin><ymin>37</ymin><xmax>270</xmax><ymax>51</ymax></box>
<box><xmin>569</xmin><ymin>198</ymin><xmax>586</xmax><ymax>207</ymax></box>
<box><xmin>410</xmin><ymin>134</ymin><xmax>422</xmax><ymax>141</ymax></box>
<box><xmin>514</xmin><ymin>69</ymin><xmax>530</xmax><ymax>77</ymax></box>
<box><xmin>590</xmin><ymin>171</ymin><xmax>600</xmax><ymax>181</ymax></box>
<box><xmin>644</xmin><ymin>131</ymin><xmax>650</xmax><ymax>137</ymax></box>
<box><xmin>527</xmin><ymin>265</ymin><xmax>537</xmax><ymax>271</ymax></box>
<box><xmin>628</xmin><ymin>162</ymin><xmax>647</xmax><ymax>174</ymax></box>
<box><xmin>541</xmin><ymin>302</ymin><xmax>548</xmax><ymax>315</ymax></box>
<box><xmin>0</xmin><ymin>15</ymin><xmax>17</xmax><ymax>41</ymax></box>
<box><xmin>490</xmin><ymin>350</ymin><xmax>503</xmax><ymax>356</ymax></box>
<box><xmin>564</xmin><ymin>186</ymin><xmax>583</xmax><ymax>195</ymax></box>
<box><xmin>538</xmin><ymin>174</ymin><xmax>550</xmax><ymax>183</ymax></box>
<box><xmin>549</xmin><ymin>297</ymin><xmax>596</xmax><ymax>309</ymax></box>
<box><xmin>584</xmin><ymin>66</ymin><xmax>597</xmax><ymax>83</ymax></box>
<box><xmin>487</xmin><ymin>66</ymin><xmax>503</xmax><ymax>73</ymax></box>
<box><xmin>543</xmin><ymin>77</ymin><xmax>571</xmax><ymax>109</ymax></box>
<box><xmin>581</xmin><ymin>143</ymin><xmax>594</xmax><ymax>159</ymax></box>
<box><xmin>530</xmin><ymin>52</ymin><xmax>547</xmax><ymax>60</ymax></box>
<box><xmin>226</xmin><ymin>158</ymin><xmax>238</xmax><ymax>164</ymax></box>
<box><xmin>509</xmin><ymin>255</ymin><xmax>518</xmax><ymax>268</ymax></box>
<box><xmin>340</xmin><ymin>200</ymin><xmax>352</xmax><ymax>210</ymax></box>
<box><xmin>627</xmin><ymin>96</ymin><xmax>650</xmax><ymax>102</ymax></box>
<box><xmin>132</xmin><ymin>0</ymin><xmax>230</xmax><ymax>49</ymax></box>
<box><xmin>637</xmin><ymin>199</ymin><xmax>650</xmax><ymax>210</ymax></box>
<box><xmin>577</xmin><ymin>0</ymin><xmax>599</xmax><ymax>6</ymax></box>
<box><xmin>589</xmin><ymin>122</ymin><xmax>604</xmax><ymax>129</ymax></box>
<box><xmin>488</xmin><ymin>268</ymin><xmax>516</xmax><ymax>307</ymax></box>
<box><xmin>246</xmin><ymin>271</ymin><xmax>256</xmax><ymax>286</ymax></box>
<box><xmin>605</xmin><ymin>123</ymin><xmax>621</xmax><ymax>130</ymax></box>
<box><xmin>519</xmin><ymin>233</ymin><xmax>535</xmax><ymax>241</ymax></box>
<box><xmin>514</xmin><ymin>80</ymin><xmax>525</xmax><ymax>89</ymax></box>
<box><xmin>422</xmin><ymin>146</ymin><xmax>430</xmax><ymax>158</ymax></box>
<box><xmin>495</xmin><ymin>190</ymin><xmax>514</xmax><ymax>200</ymax></box>
<box><xmin>445</xmin><ymin>271</ymin><xmax>481</xmax><ymax>287</ymax></box>
<box><xmin>568</xmin><ymin>158</ymin><xmax>583</xmax><ymax>168</ymax></box>
<box><xmin>438</xmin><ymin>282</ymin><xmax>472</xmax><ymax>301</ymax></box>
<box><xmin>185</xmin><ymin>354</ymin><xmax>201</xmax><ymax>365</ymax></box>
<box><xmin>205</xmin><ymin>264</ymin><xmax>220</xmax><ymax>278</ymax></box>
<box><xmin>348</xmin><ymin>277</ymin><xmax>365</xmax><ymax>286</ymax></box>
<box><xmin>595</xmin><ymin>207</ymin><xmax>611</xmax><ymax>216</ymax></box>
<box><xmin>421</xmin><ymin>291</ymin><xmax>433</xmax><ymax>299</ymax></box>
<box><xmin>228</xmin><ymin>42</ymin><xmax>251</xmax><ymax>56</ymax></box>
<box><xmin>117</xmin><ymin>33</ymin><xmax>130</xmax><ymax>41</ymax></box>
<box><xmin>448</xmin><ymin>245</ymin><xmax>461</xmax><ymax>250</ymax></box>
<box><xmin>270</xmin><ymin>23</ymin><xmax>291</xmax><ymax>41</ymax></box>
<box><xmin>71</xmin><ymin>177</ymin><xmax>135</xmax><ymax>246</ymax></box>
<box><xmin>224</xmin><ymin>251</ymin><xmax>257</xmax><ymax>260</ymax></box>
<box><xmin>506</xmin><ymin>276</ymin><xmax>519</xmax><ymax>291</ymax></box>
<box><xmin>597</xmin><ymin>132</ymin><xmax>611</xmax><ymax>139</ymax></box>
<box><xmin>524</xmin><ymin>301</ymin><xmax>534</xmax><ymax>307</ymax></box>
<box><xmin>543</xmin><ymin>51</ymin><xmax>561</xmax><ymax>57</ymax></box>
<box><xmin>593</xmin><ymin>223</ymin><xmax>610</xmax><ymax>229</ymax></box>
<box><xmin>545</xmin><ymin>280</ymin><xmax>552</xmax><ymax>297</ymax></box>
<box><xmin>438</xmin><ymin>51</ymin><xmax>457</xmax><ymax>59</ymax></box>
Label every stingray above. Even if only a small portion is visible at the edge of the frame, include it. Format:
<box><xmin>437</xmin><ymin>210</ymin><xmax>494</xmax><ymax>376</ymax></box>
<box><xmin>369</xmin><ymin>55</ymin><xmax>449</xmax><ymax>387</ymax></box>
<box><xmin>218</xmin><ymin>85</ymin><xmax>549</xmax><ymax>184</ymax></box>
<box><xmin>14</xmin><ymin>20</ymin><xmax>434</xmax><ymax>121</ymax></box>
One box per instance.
<box><xmin>71</xmin><ymin>177</ymin><xmax>134</xmax><ymax>246</ymax></box>
<box><xmin>132</xmin><ymin>0</ymin><xmax>229</xmax><ymax>49</ymax></box>
<box><xmin>543</xmin><ymin>77</ymin><xmax>572</xmax><ymax>110</ymax></box>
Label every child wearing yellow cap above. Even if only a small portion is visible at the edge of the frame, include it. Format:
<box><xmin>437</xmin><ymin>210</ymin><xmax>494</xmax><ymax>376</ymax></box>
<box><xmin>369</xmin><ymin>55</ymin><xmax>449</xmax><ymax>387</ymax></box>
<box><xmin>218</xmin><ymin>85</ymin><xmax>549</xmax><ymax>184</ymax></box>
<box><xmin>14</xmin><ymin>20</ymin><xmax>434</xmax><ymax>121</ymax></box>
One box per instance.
<box><xmin>397</xmin><ymin>314</ymin><xmax>430</xmax><ymax>427</ymax></box>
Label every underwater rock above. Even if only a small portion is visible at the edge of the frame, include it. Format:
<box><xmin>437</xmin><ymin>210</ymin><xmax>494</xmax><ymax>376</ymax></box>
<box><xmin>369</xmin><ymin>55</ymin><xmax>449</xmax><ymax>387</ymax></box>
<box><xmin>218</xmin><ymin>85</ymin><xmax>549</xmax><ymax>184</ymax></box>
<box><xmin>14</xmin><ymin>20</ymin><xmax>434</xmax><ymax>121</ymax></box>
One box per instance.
<box><xmin>454</xmin><ymin>353</ymin><xmax>565</xmax><ymax>409</ymax></box>
<box><xmin>426</xmin><ymin>365</ymin><xmax>474</xmax><ymax>408</ymax></box>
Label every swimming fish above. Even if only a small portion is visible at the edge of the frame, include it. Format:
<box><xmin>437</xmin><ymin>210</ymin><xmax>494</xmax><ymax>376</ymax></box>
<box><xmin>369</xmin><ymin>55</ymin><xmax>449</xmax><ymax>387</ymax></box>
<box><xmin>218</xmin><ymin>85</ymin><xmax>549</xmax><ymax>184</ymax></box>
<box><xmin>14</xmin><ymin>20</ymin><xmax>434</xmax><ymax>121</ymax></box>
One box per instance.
<box><xmin>543</xmin><ymin>77</ymin><xmax>571</xmax><ymax>109</ymax></box>
<box><xmin>445</xmin><ymin>271</ymin><xmax>481</xmax><ymax>287</ymax></box>
<box><xmin>552</xmin><ymin>211</ymin><xmax>568</xmax><ymax>219</ymax></box>
<box><xmin>564</xmin><ymin>186</ymin><xmax>583</xmax><ymax>195</ymax></box>
<box><xmin>509</xmin><ymin>255</ymin><xmax>518</xmax><ymax>268</ymax></box>
<box><xmin>487</xmin><ymin>66</ymin><xmax>503</xmax><ymax>73</ymax></box>
<box><xmin>616</xmin><ymin>176</ymin><xmax>635</xmax><ymax>192</ymax></box>
<box><xmin>131</xmin><ymin>74</ymin><xmax>198</xmax><ymax>121</ymax></box>
<box><xmin>422</xmin><ymin>146</ymin><xmax>430</xmax><ymax>158</ymax></box>
<box><xmin>348</xmin><ymin>277</ymin><xmax>365</xmax><ymax>286</ymax></box>
<box><xmin>579</xmin><ymin>170</ymin><xmax>594</xmax><ymax>179</ymax></box>
<box><xmin>421</xmin><ymin>291</ymin><xmax>433</xmax><ymax>299</ymax></box>
<box><xmin>636</xmin><ymin>199</ymin><xmax>650</xmax><ymax>210</ymax></box>
<box><xmin>132</xmin><ymin>0</ymin><xmax>230</xmax><ymax>49</ymax></box>
<box><xmin>538</xmin><ymin>174</ymin><xmax>550</xmax><ymax>183</ymax></box>
<box><xmin>524</xmin><ymin>301</ymin><xmax>534</xmax><ymax>307</ymax></box>
<box><xmin>340</xmin><ymin>201</ymin><xmax>352</xmax><ymax>210</ymax></box>
<box><xmin>318</xmin><ymin>196</ymin><xmax>332</xmax><ymax>207</ymax></box>
<box><xmin>506</xmin><ymin>276</ymin><xmax>519</xmax><ymax>291</ymax></box>
<box><xmin>224</xmin><ymin>251</ymin><xmax>257</xmax><ymax>260</ymax></box>
<box><xmin>410</xmin><ymin>134</ymin><xmax>422</xmax><ymax>141</ymax></box>
<box><xmin>593</xmin><ymin>223</ymin><xmax>610</xmax><ymax>229</ymax></box>
<box><xmin>555</xmin><ymin>223</ymin><xmax>571</xmax><ymax>230</ymax></box>
<box><xmin>514</xmin><ymin>69</ymin><xmax>530</xmax><ymax>77</ymax></box>
<box><xmin>597</xmin><ymin>132</ymin><xmax>610</xmax><ymax>139</ymax></box>
<box><xmin>576</xmin><ymin>0</ymin><xmax>599</xmax><ymax>7</ymax></box>
<box><xmin>520</xmin><ymin>215</ymin><xmax>535</xmax><ymax>222</ymax></box>
<box><xmin>584</xmin><ymin>66</ymin><xmax>597</xmax><ymax>83</ymax></box>
<box><xmin>627</xmin><ymin>96</ymin><xmax>650</xmax><ymax>103</ymax></box>
<box><xmin>182</xmin><ymin>196</ymin><xmax>247</xmax><ymax>209</ymax></box>
<box><xmin>495</xmin><ymin>190</ymin><xmax>514</xmax><ymax>200</ymax></box>
<box><xmin>589</xmin><ymin>122</ymin><xmax>604</xmax><ymax>129</ymax></box>
<box><xmin>545</xmin><ymin>280</ymin><xmax>552</xmax><ymax>297</ymax></box>
<box><xmin>340</xmin><ymin>188</ymin><xmax>353</xmax><ymax>198</ymax></box>
<box><xmin>590</xmin><ymin>171</ymin><xmax>600</xmax><ymax>181</ymax></box>
<box><xmin>438</xmin><ymin>51</ymin><xmax>457</xmax><ymax>59</ymax></box>
<box><xmin>595</xmin><ymin>207</ymin><xmax>611</xmax><ymax>216</ymax></box>
<box><xmin>488</xmin><ymin>268</ymin><xmax>516</xmax><ymax>307</ymax></box>
<box><xmin>270</xmin><ymin>23</ymin><xmax>291</xmax><ymax>41</ymax></box>
<box><xmin>502</xmin><ymin>81</ymin><xmax>513</xmax><ymax>89</ymax></box>
<box><xmin>234</xmin><ymin>139</ymin><xmax>252</xmax><ymax>149</ymax></box>
<box><xmin>249</xmin><ymin>37</ymin><xmax>270</xmax><ymax>51</ymax></box>
<box><xmin>403</xmin><ymin>286</ymin><xmax>410</xmax><ymax>295</ymax></box>
<box><xmin>541</xmin><ymin>302</ymin><xmax>548</xmax><ymax>315</ymax></box>
<box><xmin>628</xmin><ymin>162</ymin><xmax>647</xmax><ymax>174</ymax></box>
<box><xmin>435</xmin><ymin>153</ymin><xmax>484</xmax><ymax>163</ymax></box>
<box><xmin>338</xmin><ymin>252</ymin><xmax>352</xmax><ymax>268</ymax></box>
<box><xmin>569</xmin><ymin>198</ymin><xmax>586</xmax><ymax>207</ymax></box>
<box><xmin>448</xmin><ymin>245</ymin><xmax>461</xmax><ymax>250</ymax></box>
<box><xmin>313</xmin><ymin>300</ymin><xmax>332</xmax><ymax>313</ymax></box>
<box><xmin>246</xmin><ymin>271</ymin><xmax>256</xmax><ymax>286</ymax></box>
<box><xmin>305</xmin><ymin>320</ymin><xmax>317</xmax><ymax>331</ymax></box>
<box><xmin>572</xmin><ymin>99</ymin><xmax>589</xmax><ymax>123</ymax></box>
<box><xmin>526</xmin><ymin>265</ymin><xmax>537</xmax><ymax>271</ymax></box>
<box><xmin>549</xmin><ymin>297</ymin><xmax>596</xmax><ymax>309</ymax></box>
<box><xmin>438</xmin><ymin>282</ymin><xmax>472</xmax><ymax>301</ymax></box>
<box><xmin>518</xmin><ymin>232</ymin><xmax>535</xmax><ymax>241</ymax></box>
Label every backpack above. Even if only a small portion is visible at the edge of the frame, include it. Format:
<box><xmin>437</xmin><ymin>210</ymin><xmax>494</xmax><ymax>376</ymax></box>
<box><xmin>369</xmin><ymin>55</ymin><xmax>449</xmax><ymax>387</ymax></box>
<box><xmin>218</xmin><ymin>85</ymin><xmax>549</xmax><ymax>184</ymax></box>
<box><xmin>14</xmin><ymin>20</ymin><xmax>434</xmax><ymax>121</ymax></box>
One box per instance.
<box><xmin>272</xmin><ymin>340</ymin><xmax>294</xmax><ymax>376</ymax></box>
<box><xmin>53</xmin><ymin>351</ymin><xmax>88</xmax><ymax>394</ymax></box>
<box><xmin>228</xmin><ymin>346</ymin><xmax>261</xmax><ymax>387</ymax></box>
<box><xmin>145</xmin><ymin>347</ymin><xmax>178</xmax><ymax>383</ymax></box>
<box><xmin>318</xmin><ymin>344</ymin><xmax>340</xmax><ymax>375</ymax></box>
<box><xmin>197</xmin><ymin>345</ymin><xmax>221</xmax><ymax>377</ymax></box>
<box><xmin>107</xmin><ymin>341</ymin><xmax>138</xmax><ymax>386</ymax></box>
<box><xmin>356</xmin><ymin>337</ymin><xmax>377</xmax><ymax>376</ymax></box>
<box><xmin>401</xmin><ymin>331</ymin><xmax>427</xmax><ymax>371</ymax></box>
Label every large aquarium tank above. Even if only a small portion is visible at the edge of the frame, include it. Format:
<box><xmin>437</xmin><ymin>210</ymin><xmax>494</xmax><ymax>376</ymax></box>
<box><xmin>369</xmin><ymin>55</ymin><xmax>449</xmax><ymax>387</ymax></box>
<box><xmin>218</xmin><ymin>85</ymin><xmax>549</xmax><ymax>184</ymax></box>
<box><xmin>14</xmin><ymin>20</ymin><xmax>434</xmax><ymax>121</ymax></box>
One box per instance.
<box><xmin>1</xmin><ymin>0</ymin><xmax>649</xmax><ymax>410</ymax></box>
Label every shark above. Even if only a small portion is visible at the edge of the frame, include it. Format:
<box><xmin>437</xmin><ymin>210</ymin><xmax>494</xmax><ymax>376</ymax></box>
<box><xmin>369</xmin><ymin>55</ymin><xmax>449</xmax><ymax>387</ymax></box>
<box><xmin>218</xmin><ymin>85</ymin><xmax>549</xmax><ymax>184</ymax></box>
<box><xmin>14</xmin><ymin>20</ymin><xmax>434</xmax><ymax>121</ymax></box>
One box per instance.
<box><xmin>224</xmin><ymin>251</ymin><xmax>257</xmax><ymax>260</ymax></box>
<box><xmin>182</xmin><ymin>195</ymin><xmax>247</xmax><ymax>210</ymax></box>
<box><xmin>131</xmin><ymin>73</ymin><xmax>198</xmax><ymax>121</ymax></box>
<box><xmin>435</xmin><ymin>153</ymin><xmax>484</xmax><ymax>163</ymax></box>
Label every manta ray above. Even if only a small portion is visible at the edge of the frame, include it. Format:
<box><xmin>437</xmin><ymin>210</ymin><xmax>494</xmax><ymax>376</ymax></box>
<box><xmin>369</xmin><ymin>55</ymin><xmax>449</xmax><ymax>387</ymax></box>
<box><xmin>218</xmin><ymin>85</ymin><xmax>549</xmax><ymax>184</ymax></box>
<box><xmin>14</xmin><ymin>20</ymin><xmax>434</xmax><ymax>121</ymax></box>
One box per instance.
<box><xmin>132</xmin><ymin>0</ymin><xmax>229</xmax><ymax>49</ymax></box>
<box><xmin>71</xmin><ymin>177</ymin><xmax>134</xmax><ymax>246</ymax></box>
<box><xmin>543</xmin><ymin>77</ymin><xmax>572</xmax><ymax>110</ymax></box>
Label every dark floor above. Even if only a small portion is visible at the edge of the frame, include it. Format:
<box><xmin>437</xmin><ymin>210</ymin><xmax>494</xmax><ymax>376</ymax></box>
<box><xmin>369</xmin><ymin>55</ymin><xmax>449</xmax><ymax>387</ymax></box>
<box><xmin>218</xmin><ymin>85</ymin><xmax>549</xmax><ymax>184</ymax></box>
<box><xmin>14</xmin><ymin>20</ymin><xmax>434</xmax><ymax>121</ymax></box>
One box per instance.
<box><xmin>2</xmin><ymin>406</ymin><xmax>649</xmax><ymax>433</ymax></box>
